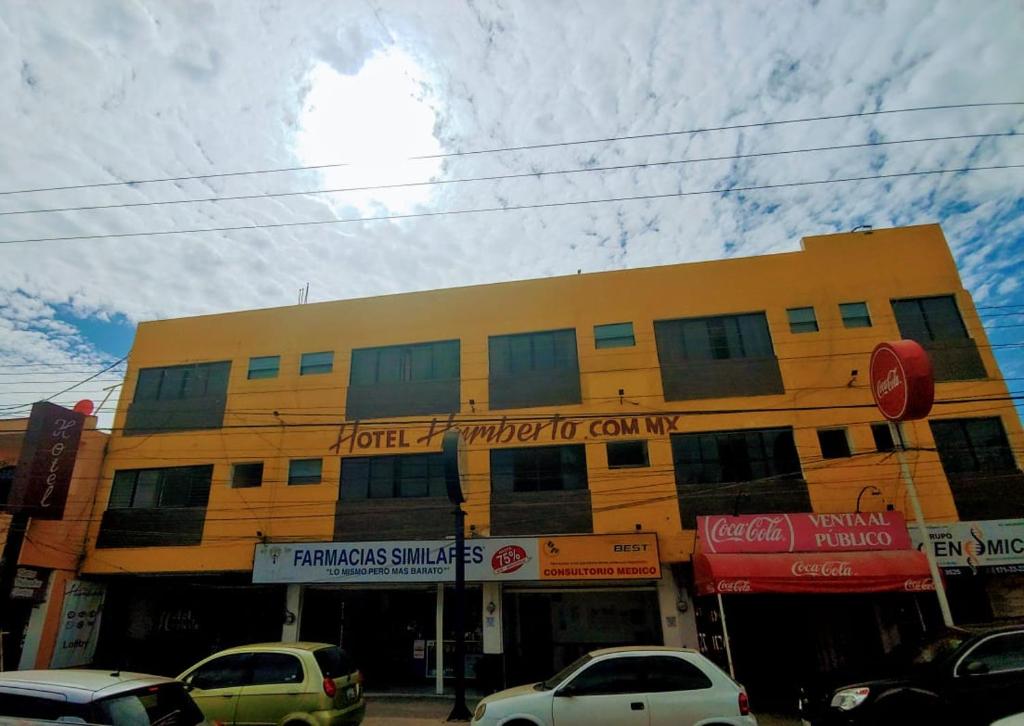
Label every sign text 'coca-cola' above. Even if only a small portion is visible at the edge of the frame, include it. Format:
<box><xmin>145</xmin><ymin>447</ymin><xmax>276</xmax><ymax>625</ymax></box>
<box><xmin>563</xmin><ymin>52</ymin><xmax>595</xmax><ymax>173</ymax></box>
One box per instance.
<box><xmin>698</xmin><ymin>512</ymin><xmax>911</xmax><ymax>554</ymax></box>
<box><xmin>869</xmin><ymin>340</ymin><xmax>935</xmax><ymax>421</ymax></box>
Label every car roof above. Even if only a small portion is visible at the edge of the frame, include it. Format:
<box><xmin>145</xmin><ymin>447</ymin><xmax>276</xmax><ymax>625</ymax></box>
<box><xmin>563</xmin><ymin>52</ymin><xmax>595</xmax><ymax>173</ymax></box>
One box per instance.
<box><xmin>0</xmin><ymin>670</ymin><xmax>177</xmax><ymax>704</ymax></box>
<box><xmin>213</xmin><ymin>641</ymin><xmax>335</xmax><ymax>654</ymax></box>
<box><xmin>588</xmin><ymin>646</ymin><xmax>700</xmax><ymax>657</ymax></box>
<box><xmin>943</xmin><ymin>622</ymin><xmax>1024</xmax><ymax>638</ymax></box>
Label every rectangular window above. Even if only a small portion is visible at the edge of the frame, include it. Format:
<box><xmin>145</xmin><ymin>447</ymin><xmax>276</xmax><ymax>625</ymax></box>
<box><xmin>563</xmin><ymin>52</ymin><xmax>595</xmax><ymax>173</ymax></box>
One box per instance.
<box><xmin>108</xmin><ymin>466</ymin><xmax>213</xmax><ymax>509</ymax></box>
<box><xmin>892</xmin><ymin>295</ymin><xmax>968</xmax><ymax>341</ymax></box>
<box><xmin>347</xmin><ymin>340</ymin><xmax>460</xmax><ymax>418</ymax></box>
<box><xmin>871</xmin><ymin>423</ymin><xmax>896</xmax><ymax>452</ymax></box>
<box><xmin>300</xmin><ymin>351</ymin><xmax>334</xmax><ymax>376</ymax></box>
<box><xmin>133</xmin><ymin>362</ymin><xmax>230</xmax><ymax>402</ymax></box>
<box><xmin>929</xmin><ymin>418</ymin><xmax>1017</xmax><ymax>475</ymax></box>
<box><xmin>594</xmin><ymin>322</ymin><xmax>636</xmax><ymax>349</ymax></box>
<box><xmin>288</xmin><ymin>459</ymin><xmax>323</xmax><ymax>485</ymax></box>
<box><xmin>839</xmin><ymin>302</ymin><xmax>872</xmax><ymax>328</ymax></box>
<box><xmin>490</xmin><ymin>445</ymin><xmax>588</xmax><ymax>493</ymax></box>
<box><xmin>787</xmin><ymin>307</ymin><xmax>819</xmax><ymax>333</ymax></box>
<box><xmin>817</xmin><ymin>428</ymin><xmax>852</xmax><ymax>458</ymax></box>
<box><xmin>247</xmin><ymin>356</ymin><xmax>280</xmax><ymax>380</ymax></box>
<box><xmin>606</xmin><ymin>440</ymin><xmax>649</xmax><ymax>468</ymax></box>
<box><xmin>231</xmin><ymin>462</ymin><xmax>264</xmax><ymax>488</ymax></box>
<box><xmin>340</xmin><ymin>453</ymin><xmax>446</xmax><ymax>500</ymax></box>
<box><xmin>488</xmin><ymin>329</ymin><xmax>582</xmax><ymax>409</ymax></box>
<box><xmin>671</xmin><ymin>428</ymin><xmax>802</xmax><ymax>484</ymax></box>
<box><xmin>126</xmin><ymin>361</ymin><xmax>232</xmax><ymax>434</ymax></box>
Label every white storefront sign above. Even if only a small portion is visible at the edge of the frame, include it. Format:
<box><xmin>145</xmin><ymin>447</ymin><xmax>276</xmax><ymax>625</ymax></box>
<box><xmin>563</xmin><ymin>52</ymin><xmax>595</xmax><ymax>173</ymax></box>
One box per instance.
<box><xmin>50</xmin><ymin>580</ymin><xmax>105</xmax><ymax>668</ymax></box>
<box><xmin>253</xmin><ymin>538</ymin><xmax>541</xmax><ymax>584</ymax></box>
<box><xmin>909</xmin><ymin>518</ymin><xmax>1024</xmax><ymax>574</ymax></box>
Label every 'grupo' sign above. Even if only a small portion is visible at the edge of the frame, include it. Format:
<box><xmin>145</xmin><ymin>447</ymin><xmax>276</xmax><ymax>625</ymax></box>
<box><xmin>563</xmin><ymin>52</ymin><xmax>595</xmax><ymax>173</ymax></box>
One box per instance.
<box><xmin>9</xmin><ymin>402</ymin><xmax>85</xmax><ymax>520</ymax></box>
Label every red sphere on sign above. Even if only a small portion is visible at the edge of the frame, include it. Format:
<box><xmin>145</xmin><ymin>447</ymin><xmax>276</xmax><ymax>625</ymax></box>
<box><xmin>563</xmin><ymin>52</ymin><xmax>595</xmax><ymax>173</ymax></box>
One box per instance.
<box><xmin>869</xmin><ymin>341</ymin><xmax>934</xmax><ymax>420</ymax></box>
<box><xmin>72</xmin><ymin>399</ymin><xmax>95</xmax><ymax>416</ymax></box>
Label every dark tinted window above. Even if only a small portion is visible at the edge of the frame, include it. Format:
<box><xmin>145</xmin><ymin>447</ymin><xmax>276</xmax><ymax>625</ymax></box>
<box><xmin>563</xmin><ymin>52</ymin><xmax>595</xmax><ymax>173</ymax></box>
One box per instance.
<box><xmin>133</xmin><ymin>362</ymin><xmax>230</xmax><ymax>402</ymax></box>
<box><xmin>959</xmin><ymin>632</ymin><xmax>1024</xmax><ymax>675</ymax></box>
<box><xmin>490</xmin><ymin>445</ymin><xmax>588</xmax><ymax>493</ymax></box>
<box><xmin>0</xmin><ymin>693</ymin><xmax>88</xmax><ymax>721</ymax></box>
<box><xmin>95</xmin><ymin>682</ymin><xmax>205</xmax><ymax>726</ymax></box>
<box><xmin>340</xmin><ymin>454</ymin><xmax>446</xmax><ymax>500</ymax></box>
<box><xmin>840</xmin><ymin>302</ymin><xmax>872</xmax><ymax>328</ymax></box>
<box><xmin>930</xmin><ymin>418</ymin><xmax>1017</xmax><ymax>475</ymax></box>
<box><xmin>655</xmin><ymin>312</ymin><xmax>774</xmax><ymax>362</ymax></box>
<box><xmin>893</xmin><ymin>295</ymin><xmax>969</xmax><ymax>342</ymax></box>
<box><xmin>567</xmin><ymin>656</ymin><xmax>646</xmax><ymax>695</ymax></box>
<box><xmin>250</xmin><ymin>653</ymin><xmax>304</xmax><ymax>685</ymax></box>
<box><xmin>232</xmin><ymin>462</ymin><xmax>264</xmax><ymax>488</ymax></box>
<box><xmin>817</xmin><ymin>429</ymin><xmax>851</xmax><ymax>458</ymax></box>
<box><xmin>490</xmin><ymin>329</ymin><xmax>579</xmax><ymax>375</ymax></box>
<box><xmin>350</xmin><ymin>340</ymin><xmax>459</xmax><ymax>384</ymax></box>
<box><xmin>607</xmin><ymin>440</ymin><xmax>649</xmax><ymax>468</ymax></box>
<box><xmin>188</xmin><ymin>653</ymin><xmax>251</xmax><ymax>690</ymax></box>
<box><xmin>672</xmin><ymin>428</ymin><xmax>801</xmax><ymax>484</ymax></box>
<box><xmin>289</xmin><ymin>459</ymin><xmax>323</xmax><ymax>485</ymax></box>
<box><xmin>787</xmin><ymin>307</ymin><xmax>818</xmax><ymax>333</ymax></box>
<box><xmin>641</xmin><ymin>655</ymin><xmax>713</xmax><ymax>691</ymax></box>
<box><xmin>871</xmin><ymin>423</ymin><xmax>896</xmax><ymax>452</ymax></box>
<box><xmin>248</xmin><ymin>356</ymin><xmax>280</xmax><ymax>380</ymax></box>
<box><xmin>108</xmin><ymin>466</ymin><xmax>213</xmax><ymax>510</ymax></box>
<box><xmin>594</xmin><ymin>322</ymin><xmax>635</xmax><ymax>348</ymax></box>
<box><xmin>300</xmin><ymin>351</ymin><xmax>334</xmax><ymax>375</ymax></box>
<box><xmin>314</xmin><ymin>646</ymin><xmax>357</xmax><ymax>678</ymax></box>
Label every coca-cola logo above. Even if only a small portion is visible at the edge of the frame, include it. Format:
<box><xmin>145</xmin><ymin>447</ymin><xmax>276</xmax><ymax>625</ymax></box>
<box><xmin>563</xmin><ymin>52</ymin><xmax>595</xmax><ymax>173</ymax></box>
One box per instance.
<box><xmin>717</xmin><ymin>579</ymin><xmax>752</xmax><ymax>593</ymax></box>
<box><xmin>791</xmin><ymin>560</ymin><xmax>853</xmax><ymax>577</ymax></box>
<box><xmin>903</xmin><ymin>578</ymin><xmax>934</xmax><ymax>592</ymax></box>
<box><xmin>491</xmin><ymin>545</ymin><xmax>529</xmax><ymax>575</ymax></box>
<box><xmin>875</xmin><ymin>368</ymin><xmax>902</xmax><ymax>399</ymax></box>
<box><xmin>707</xmin><ymin>516</ymin><xmax>787</xmax><ymax>547</ymax></box>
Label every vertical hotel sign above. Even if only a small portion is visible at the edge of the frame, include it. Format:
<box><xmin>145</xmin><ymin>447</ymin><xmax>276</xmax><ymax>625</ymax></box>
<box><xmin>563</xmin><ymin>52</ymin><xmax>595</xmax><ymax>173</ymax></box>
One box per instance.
<box><xmin>9</xmin><ymin>402</ymin><xmax>85</xmax><ymax>520</ymax></box>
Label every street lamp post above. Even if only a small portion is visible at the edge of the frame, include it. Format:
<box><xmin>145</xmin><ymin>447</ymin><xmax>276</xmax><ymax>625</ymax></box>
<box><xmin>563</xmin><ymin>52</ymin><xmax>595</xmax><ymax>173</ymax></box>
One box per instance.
<box><xmin>855</xmin><ymin>485</ymin><xmax>882</xmax><ymax>513</ymax></box>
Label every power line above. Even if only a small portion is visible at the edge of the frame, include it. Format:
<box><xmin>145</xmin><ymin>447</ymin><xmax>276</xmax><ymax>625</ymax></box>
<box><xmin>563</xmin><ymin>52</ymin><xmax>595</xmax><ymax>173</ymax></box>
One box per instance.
<box><xmin>2</xmin><ymin>101</ymin><xmax>1021</xmax><ymax>197</ymax></box>
<box><xmin>3</xmin><ymin>163</ymin><xmax>1023</xmax><ymax>247</ymax></box>
<box><xmin>2</xmin><ymin>132</ymin><xmax>1016</xmax><ymax>218</ymax></box>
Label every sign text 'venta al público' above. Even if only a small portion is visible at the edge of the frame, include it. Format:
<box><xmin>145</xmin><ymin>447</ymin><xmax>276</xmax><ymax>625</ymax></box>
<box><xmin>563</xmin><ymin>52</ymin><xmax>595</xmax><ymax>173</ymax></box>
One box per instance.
<box><xmin>330</xmin><ymin>413</ymin><xmax>684</xmax><ymax>453</ymax></box>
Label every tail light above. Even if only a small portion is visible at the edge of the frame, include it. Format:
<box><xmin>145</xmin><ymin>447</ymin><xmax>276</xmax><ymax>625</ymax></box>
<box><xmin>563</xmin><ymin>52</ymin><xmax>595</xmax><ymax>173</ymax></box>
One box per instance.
<box><xmin>738</xmin><ymin>691</ymin><xmax>751</xmax><ymax>716</ymax></box>
<box><xmin>323</xmin><ymin>677</ymin><xmax>337</xmax><ymax>698</ymax></box>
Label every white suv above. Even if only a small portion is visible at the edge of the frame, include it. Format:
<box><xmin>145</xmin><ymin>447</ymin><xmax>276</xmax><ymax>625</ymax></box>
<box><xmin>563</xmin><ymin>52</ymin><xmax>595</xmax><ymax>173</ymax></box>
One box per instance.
<box><xmin>472</xmin><ymin>646</ymin><xmax>757</xmax><ymax>726</ymax></box>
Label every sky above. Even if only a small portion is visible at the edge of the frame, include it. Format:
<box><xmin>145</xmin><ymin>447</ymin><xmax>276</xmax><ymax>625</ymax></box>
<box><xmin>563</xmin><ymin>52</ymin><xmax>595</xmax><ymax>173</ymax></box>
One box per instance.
<box><xmin>0</xmin><ymin>0</ymin><xmax>1022</xmax><ymax>426</ymax></box>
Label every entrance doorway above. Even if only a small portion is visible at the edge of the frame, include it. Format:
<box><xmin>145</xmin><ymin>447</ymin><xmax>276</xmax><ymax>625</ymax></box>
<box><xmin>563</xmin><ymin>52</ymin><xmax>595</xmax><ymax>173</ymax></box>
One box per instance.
<box><xmin>502</xmin><ymin>588</ymin><xmax>661</xmax><ymax>685</ymax></box>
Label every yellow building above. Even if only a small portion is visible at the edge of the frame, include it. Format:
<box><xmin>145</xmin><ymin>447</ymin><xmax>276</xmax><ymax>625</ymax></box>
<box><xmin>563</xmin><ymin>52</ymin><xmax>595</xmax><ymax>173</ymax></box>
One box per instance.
<box><xmin>78</xmin><ymin>224</ymin><xmax>1023</xmax><ymax>702</ymax></box>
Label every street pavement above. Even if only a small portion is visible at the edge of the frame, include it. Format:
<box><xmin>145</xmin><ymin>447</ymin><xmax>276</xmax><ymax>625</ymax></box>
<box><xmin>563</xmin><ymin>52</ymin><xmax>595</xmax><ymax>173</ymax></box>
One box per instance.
<box><xmin>362</xmin><ymin>696</ymin><xmax>802</xmax><ymax>725</ymax></box>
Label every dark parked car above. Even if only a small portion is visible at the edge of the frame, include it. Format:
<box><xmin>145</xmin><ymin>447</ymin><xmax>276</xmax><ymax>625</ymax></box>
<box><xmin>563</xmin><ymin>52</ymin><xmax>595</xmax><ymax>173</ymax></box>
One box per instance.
<box><xmin>800</xmin><ymin>623</ymin><xmax>1024</xmax><ymax>726</ymax></box>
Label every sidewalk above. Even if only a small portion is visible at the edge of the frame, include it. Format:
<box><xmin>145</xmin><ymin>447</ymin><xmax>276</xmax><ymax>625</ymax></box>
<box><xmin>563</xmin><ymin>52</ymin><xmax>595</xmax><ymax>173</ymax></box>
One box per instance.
<box><xmin>362</xmin><ymin>695</ymin><xmax>802</xmax><ymax>725</ymax></box>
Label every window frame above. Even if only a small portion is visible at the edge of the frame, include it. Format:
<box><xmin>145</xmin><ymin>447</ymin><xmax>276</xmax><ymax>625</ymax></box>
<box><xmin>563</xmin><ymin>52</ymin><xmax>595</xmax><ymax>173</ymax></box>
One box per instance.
<box><xmin>929</xmin><ymin>417</ymin><xmax>1017</xmax><ymax>475</ymax></box>
<box><xmin>671</xmin><ymin>427</ymin><xmax>802</xmax><ymax>485</ymax></box>
<box><xmin>247</xmin><ymin>355</ymin><xmax>281</xmax><ymax>380</ymax></box>
<box><xmin>892</xmin><ymin>295</ymin><xmax>970</xmax><ymax>342</ymax></box>
<box><xmin>490</xmin><ymin>444</ymin><xmax>589</xmax><ymax>493</ymax></box>
<box><xmin>350</xmin><ymin>340</ymin><xmax>460</xmax><ymax>385</ymax></box>
<box><xmin>231</xmin><ymin>462</ymin><xmax>264</xmax><ymax>489</ymax></box>
<box><xmin>594</xmin><ymin>322</ymin><xmax>636</xmax><ymax>349</ymax></box>
<box><xmin>817</xmin><ymin>428</ymin><xmax>853</xmax><ymax>459</ymax></box>
<box><xmin>489</xmin><ymin>329</ymin><xmax>580</xmax><ymax>376</ymax></box>
<box><xmin>108</xmin><ymin>466</ymin><xmax>213</xmax><ymax>510</ymax></box>
<box><xmin>870</xmin><ymin>423</ymin><xmax>896</xmax><ymax>452</ymax></box>
<box><xmin>300</xmin><ymin>351</ymin><xmax>334</xmax><ymax>376</ymax></box>
<box><xmin>340</xmin><ymin>453</ymin><xmax>447</xmax><ymax>500</ymax></box>
<box><xmin>787</xmin><ymin>306</ymin><xmax>819</xmax><ymax>334</ymax></box>
<box><xmin>288</xmin><ymin>458</ymin><xmax>323</xmax><ymax>485</ymax></box>
<box><xmin>839</xmin><ymin>301</ymin><xmax>872</xmax><ymax>328</ymax></box>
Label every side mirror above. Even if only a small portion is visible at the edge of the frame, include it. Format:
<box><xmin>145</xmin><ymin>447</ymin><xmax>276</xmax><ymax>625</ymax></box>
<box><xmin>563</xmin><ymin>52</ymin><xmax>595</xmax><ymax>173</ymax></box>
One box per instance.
<box><xmin>962</xmin><ymin>660</ymin><xmax>990</xmax><ymax>677</ymax></box>
<box><xmin>554</xmin><ymin>685</ymin><xmax>576</xmax><ymax>698</ymax></box>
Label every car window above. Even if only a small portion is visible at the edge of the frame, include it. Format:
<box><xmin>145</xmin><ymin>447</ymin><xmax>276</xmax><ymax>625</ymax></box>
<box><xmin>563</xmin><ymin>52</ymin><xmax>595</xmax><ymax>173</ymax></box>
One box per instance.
<box><xmin>314</xmin><ymin>646</ymin><xmax>356</xmax><ymax>678</ymax></box>
<box><xmin>94</xmin><ymin>683</ymin><xmax>205</xmax><ymax>726</ymax></box>
<box><xmin>541</xmin><ymin>653</ymin><xmax>592</xmax><ymax>690</ymax></box>
<box><xmin>187</xmin><ymin>653</ymin><xmax>251</xmax><ymax>689</ymax></box>
<box><xmin>0</xmin><ymin>693</ymin><xmax>89</xmax><ymax>722</ymax></box>
<box><xmin>640</xmin><ymin>655</ymin><xmax>713</xmax><ymax>692</ymax></box>
<box><xmin>249</xmin><ymin>653</ymin><xmax>304</xmax><ymax>685</ymax></box>
<box><xmin>959</xmin><ymin>632</ymin><xmax>1024</xmax><ymax>676</ymax></box>
<box><xmin>566</xmin><ymin>656</ymin><xmax>646</xmax><ymax>695</ymax></box>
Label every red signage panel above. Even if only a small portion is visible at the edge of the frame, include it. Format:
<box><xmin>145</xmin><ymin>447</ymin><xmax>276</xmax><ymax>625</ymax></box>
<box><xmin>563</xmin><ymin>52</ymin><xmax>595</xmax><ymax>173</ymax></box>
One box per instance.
<box><xmin>694</xmin><ymin>551</ymin><xmax>935</xmax><ymax>595</ymax></box>
<box><xmin>8</xmin><ymin>402</ymin><xmax>86</xmax><ymax>520</ymax></box>
<box><xmin>870</xmin><ymin>340</ymin><xmax>934</xmax><ymax>421</ymax></box>
<box><xmin>697</xmin><ymin>512</ymin><xmax>911</xmax><ymax>554</ymax></box>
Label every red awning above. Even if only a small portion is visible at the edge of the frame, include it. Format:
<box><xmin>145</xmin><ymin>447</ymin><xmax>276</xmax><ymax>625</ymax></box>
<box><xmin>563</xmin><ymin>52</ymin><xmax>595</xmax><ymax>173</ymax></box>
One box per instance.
<box><xmin>694</xmin><ymin>551</ymin><xmax>935</xmax><ymax>596</ymax></box>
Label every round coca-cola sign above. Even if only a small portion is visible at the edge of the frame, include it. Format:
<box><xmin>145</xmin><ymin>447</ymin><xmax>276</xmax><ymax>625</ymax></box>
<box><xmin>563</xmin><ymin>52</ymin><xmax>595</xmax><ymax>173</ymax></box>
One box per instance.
<box><xmin>869</xmin><ymin>340</ymin><xmax>934</xmax><ymax>421</ymax></box>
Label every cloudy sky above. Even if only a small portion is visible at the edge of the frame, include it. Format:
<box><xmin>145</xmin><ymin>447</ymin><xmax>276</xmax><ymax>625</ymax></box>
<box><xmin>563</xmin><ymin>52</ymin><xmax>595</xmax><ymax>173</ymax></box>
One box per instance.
<box><xmin>1</xmin><ymin>0</ymin><xmax>1022</xmax><ymax>424</ymax></box>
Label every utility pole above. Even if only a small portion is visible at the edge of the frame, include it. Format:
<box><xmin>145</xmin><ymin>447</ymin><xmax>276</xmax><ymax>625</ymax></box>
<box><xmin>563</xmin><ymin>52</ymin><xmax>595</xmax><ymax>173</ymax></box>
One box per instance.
<box><xmin>442</xmin><ymin>430</ymin><xmax>471</xmax><ymax>721</ymax></box>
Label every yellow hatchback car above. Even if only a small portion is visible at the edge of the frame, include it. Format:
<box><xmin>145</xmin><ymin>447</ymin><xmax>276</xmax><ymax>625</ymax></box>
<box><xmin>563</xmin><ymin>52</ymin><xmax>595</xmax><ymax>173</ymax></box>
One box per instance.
<box><xmin>178</xmin><ymin>642</ymin><xmax>365</xmax><ymax>726</ymax></box>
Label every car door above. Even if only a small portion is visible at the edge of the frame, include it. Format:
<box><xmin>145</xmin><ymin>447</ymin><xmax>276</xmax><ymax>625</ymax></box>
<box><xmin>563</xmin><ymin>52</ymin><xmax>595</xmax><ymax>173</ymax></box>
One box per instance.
<box><xmin>639</xmin><ymin>654</ymin><xmax>732</xmax><ymax>726</ymax></box>
<box><xmin>552</xmin><ymin>655</ymin><xmax>650</xmax><ymax>726</ymax></box>
<box><xmin>183</xmin><ymin>652</ymin><xmax>251</xmax><ymax>725</ymax></box>
<box><xmin>949</xmin><ymin>631</ymin><xmax>1024</xmax><ymax>724</ymax></box>
<box><xmin>235</xmin><ymin>651</ymin><xmax>309</xmax><ymax>726</ymax></box>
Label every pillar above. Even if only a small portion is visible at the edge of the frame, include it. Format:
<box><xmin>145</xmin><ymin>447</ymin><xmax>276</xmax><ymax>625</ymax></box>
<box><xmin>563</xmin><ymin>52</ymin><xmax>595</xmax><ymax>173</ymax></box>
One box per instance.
<box><xmin>657</xmin><ymin>568</ymin><xmax>697</xmax><ymax>649</ymax></box>
<box><xmin>281</xmin><ymin>584</ymin><xmax>303</xmax><ymax>643</ymax></box>
<box><xmin>435</xmin><ymin>583</ymin><xmax>444</xmax><ymax>695</ymax></box>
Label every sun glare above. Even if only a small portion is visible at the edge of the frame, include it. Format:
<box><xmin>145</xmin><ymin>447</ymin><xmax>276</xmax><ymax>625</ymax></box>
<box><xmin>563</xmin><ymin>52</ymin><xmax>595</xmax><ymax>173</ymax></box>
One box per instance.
<box><xmin>294</xmin><ymin>49</ymin><xmax>443</xmax><ymax>212</ymax></box>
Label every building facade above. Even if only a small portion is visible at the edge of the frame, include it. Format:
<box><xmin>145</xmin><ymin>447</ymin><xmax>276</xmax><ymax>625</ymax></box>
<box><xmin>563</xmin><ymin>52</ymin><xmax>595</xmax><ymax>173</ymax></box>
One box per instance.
<box><xmin>75</xmin><ymin>224</ymin><xmax>1024</xmax><ymax>704</ymax></box>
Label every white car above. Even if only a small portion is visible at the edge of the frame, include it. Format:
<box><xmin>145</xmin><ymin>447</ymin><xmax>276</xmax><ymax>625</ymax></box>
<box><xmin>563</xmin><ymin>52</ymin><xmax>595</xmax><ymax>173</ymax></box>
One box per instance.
<box><xmin>472</xmin><ymin>646</ymin><xmax>757</xmax><ymax>726</ymax></box>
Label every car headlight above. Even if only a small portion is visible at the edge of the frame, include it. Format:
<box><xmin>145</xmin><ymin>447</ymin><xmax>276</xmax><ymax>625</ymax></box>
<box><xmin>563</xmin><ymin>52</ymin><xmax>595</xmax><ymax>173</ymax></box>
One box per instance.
<box><xmin>830</xmin><ymin>686</ymin><xmax>870</xmax><ymax>711</ymax></box>
<box><xmin>473</xmin><ymin>702</ymin><xmax>486</xmax><ymax>721</ymax></box>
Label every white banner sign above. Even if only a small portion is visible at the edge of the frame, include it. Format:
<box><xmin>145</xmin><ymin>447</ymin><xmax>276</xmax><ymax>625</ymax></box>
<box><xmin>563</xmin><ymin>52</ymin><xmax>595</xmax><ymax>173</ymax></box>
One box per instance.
<box><xmin>253</xmin><ymin>538</ymin><xmax>541</xmax><ymax>584</ymax></box>
<box><xmin>909</xmin><ymin>518</ymin><xmax>1024</xmax><ymax>574</ymax></box>
<box><xmin>50</xmin><ymin>580</ymin><xmax>105</xmax><ymax>669</ymax></box>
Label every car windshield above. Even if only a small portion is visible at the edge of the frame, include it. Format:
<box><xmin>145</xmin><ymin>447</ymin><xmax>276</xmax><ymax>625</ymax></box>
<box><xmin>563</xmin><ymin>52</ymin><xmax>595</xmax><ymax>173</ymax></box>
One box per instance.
<box><xmin>93</xmin><ymin>682</ymin><xmax>205</xmax><ymax>726</ymax></box>
<box><xmin>537</xmin><ymin>654</ymin><xmax>592</xmax><ymax>690</ymax></box>
<box><xmin>314</xmin><ymin>646</ymin><xmax>356</xmax><ymax>679</ymax></box>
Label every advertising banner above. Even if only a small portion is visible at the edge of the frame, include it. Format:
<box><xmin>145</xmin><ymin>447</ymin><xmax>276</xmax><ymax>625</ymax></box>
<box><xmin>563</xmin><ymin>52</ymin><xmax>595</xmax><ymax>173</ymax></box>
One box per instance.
<box><xmin>909</xmin><ymin>518</ymin><xmax>1024</xmax><ymax>575</ymax></box>
<box><xmin>10</xmin><ymin>566</ymin><xmax>50</xmax><ymax>603</ymax></box>
<box><xmin>252</xmin><ymin>533</ymin><xmax>659</xmax><ymax>584</ymax></box>
<box><xmin>8</xmin><ymin>402</ymin><xmax>85</xmax><ymax>520</ymax></box>
<box><xmin>697</xmin><ymin>512</ymin><xmax>911</xmax><ymax>554</ymax></box>
<box><xmin>50</xmin><ymin>580</ymin><xmax>105</xmax><ymax>668</ymax></box>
